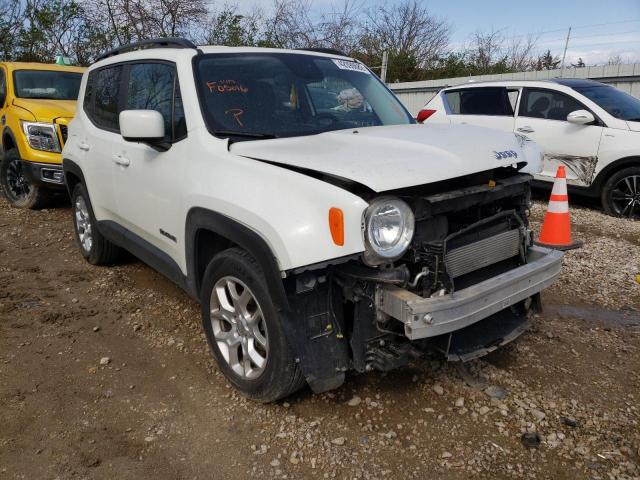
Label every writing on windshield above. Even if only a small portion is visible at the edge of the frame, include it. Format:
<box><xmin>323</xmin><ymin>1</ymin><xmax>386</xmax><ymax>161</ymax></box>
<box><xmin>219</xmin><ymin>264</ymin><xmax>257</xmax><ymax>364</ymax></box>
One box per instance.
<box><xmin>195</xmin><ymin>53</ymin><xmax>413</xmax><ymax>139</ymax></box>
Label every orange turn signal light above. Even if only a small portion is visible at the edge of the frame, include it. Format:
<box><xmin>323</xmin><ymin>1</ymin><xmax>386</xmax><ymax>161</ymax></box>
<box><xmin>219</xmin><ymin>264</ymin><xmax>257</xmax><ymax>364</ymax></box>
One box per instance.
<box><xmin>328</xmin><ymin>208</ymin><xmax>344</xmax><ymax>246</ymax></box>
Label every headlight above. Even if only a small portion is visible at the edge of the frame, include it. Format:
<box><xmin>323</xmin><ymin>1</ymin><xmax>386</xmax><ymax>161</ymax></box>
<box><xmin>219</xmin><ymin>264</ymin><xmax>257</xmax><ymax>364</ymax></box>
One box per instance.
<box><xmin>21</xmin><ymin>121</ymin><xmax>61</xmax><ymax>153</ymax></box>
<box><xmin>363</xmin><ymin>197</ymin><xmax>415</xmax><ymax>265</ymax></box>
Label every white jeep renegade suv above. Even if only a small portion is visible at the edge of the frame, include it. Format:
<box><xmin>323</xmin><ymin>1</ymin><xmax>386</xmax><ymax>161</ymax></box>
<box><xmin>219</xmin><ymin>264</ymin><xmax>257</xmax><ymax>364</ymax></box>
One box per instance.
<box><xmin>63</xmin><ymin>38</ymin><xmax>562</xmax><ymax>402</ymax></box>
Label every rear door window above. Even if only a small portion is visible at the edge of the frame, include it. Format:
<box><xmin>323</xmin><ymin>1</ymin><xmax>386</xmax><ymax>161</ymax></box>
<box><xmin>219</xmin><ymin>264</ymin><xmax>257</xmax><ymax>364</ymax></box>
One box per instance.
<box><xmin>87</xmin><ymin>65</ymin><xmax>123</xmax><ymax>131</ymax></box>
<box><xmin>519</xmin><ymin>88</ymin><xmax>586</xmax><ymax>121</ymax></box>
<box><xmin>445</xmin><ymin>87</ymin><xmax>515</xmax><ymax>116</ymax></box>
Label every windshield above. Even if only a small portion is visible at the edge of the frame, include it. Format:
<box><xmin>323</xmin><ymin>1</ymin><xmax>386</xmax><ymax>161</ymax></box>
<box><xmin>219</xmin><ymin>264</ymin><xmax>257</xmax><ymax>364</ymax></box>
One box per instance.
<box><xmin>574</xmin><ymin>85</ymin><xmax>640</xmax><ymax>122</ymax></box>
<box><xmin>194</xmin><ymin>53</ymin><xmax>413</xmax><ymax>138</ymax></box>
<box><xmin>13</xmin><ymin>70</ymin><xmax>82</xmax><ymax>100</ymax></box>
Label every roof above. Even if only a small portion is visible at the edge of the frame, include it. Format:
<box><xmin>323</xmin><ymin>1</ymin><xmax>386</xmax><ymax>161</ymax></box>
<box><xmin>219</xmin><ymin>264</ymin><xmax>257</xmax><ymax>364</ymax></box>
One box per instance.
<box><xmin>91</xmin><ymin>41</ymin><xmax>354</xmax><ymax>70</ymax></box>
<box><xmin>197</xmin><ymin>45</ymin><xmax>352</xmax><ymax>59</ymax></box>
<box><xmin>437</xmin><ymin>78</ymin><xmax>610</xmax><ymax>91</ymax></box>
<box><xmin>0</xmin><ymin>61</ymin><xmax>85</xmax><ymax>73</ymax></box>
<box><xmin>546</xmin><ymin>78</ymin><xmax>609</xmax><ymax>88</ymax></box>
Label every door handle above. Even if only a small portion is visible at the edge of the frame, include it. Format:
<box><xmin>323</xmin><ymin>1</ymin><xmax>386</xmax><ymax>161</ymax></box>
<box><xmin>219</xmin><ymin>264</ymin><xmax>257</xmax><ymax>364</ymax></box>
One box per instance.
<box><xmin>78</xmin><ymin>142</ymin><xmax>91</xmax><ymax>151</ymax></box>
<box><xmin>517</xmin><ymin>126</ymin><xmax>534</xmax><ymax>134</ymax></box>
<box><xmin>112</xmin><ymin>153</ymin><xmax>130</xmax><ymax>167</ymax></box>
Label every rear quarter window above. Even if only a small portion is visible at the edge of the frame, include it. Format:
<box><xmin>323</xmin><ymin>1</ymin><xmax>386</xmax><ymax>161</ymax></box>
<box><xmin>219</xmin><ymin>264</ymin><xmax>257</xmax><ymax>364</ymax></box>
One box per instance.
<box><xmin>445</xmin><ymin>87</ymin><xmax>515</xmax><ymax>116</ymax></box>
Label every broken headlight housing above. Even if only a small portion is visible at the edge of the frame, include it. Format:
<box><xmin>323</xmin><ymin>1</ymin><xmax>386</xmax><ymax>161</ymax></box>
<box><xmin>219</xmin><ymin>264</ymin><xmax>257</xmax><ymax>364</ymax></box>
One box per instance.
<box><xmin>363</xmin><ymin>197</ymin><xmax>415</xmax><ymax>266</ymax></box>
<box><xmin>21</xmin><ymin>121</ymin><xmax>61</xmax><ymax>153</ymax></box>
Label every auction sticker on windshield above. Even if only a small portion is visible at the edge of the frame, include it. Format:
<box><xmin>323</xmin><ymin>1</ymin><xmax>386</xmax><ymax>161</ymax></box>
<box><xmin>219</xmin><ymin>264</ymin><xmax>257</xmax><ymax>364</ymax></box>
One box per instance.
<box><xmin>332</xmin><ymin>59</ymin><xmax>370</xmax><ymax>74</ymax></box>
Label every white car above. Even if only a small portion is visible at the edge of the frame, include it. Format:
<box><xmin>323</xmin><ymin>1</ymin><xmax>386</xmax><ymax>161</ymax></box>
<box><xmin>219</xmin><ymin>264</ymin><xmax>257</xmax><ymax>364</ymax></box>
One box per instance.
<box><xmin>421</xmin><ymin>79</ymin><xmax>640</xmax><ymax>219</ymax></box>
<box><xmin>62</xmin><ymin>39</ymin><xmax>561</xmax><ymax>402</ymax></box>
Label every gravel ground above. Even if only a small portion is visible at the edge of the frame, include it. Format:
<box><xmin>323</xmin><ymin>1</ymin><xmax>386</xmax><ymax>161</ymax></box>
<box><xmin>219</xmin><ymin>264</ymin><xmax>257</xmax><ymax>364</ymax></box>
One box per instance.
<box><xmin>530</xmin><ymin>201</ymin><xmax>640</xmax><ymax>311</ymax></box>
<box><xmin>0</xmin><ymin>196</ymin><xmax>639</xmax><ymax>480</ymax></box>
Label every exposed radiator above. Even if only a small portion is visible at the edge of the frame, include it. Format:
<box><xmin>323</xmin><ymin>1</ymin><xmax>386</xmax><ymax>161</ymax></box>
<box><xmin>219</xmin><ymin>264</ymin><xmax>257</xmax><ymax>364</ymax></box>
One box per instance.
<box><xmin>445</xmin><ymin>228</ymin><xmax>521</xmax><ymax>278</ymax></box>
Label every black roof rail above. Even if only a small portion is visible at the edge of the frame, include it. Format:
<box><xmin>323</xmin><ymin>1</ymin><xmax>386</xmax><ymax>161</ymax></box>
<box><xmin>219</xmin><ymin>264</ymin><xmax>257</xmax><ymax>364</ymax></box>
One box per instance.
<box><xmin>95</xmin><ymin>37</ymin><xmax>198</xmax><ymax>62</ymax></box>
<box><xmin>298</xmin><ymin>47</ymin><xmax>349</xmax><ymax>57</ymax></box>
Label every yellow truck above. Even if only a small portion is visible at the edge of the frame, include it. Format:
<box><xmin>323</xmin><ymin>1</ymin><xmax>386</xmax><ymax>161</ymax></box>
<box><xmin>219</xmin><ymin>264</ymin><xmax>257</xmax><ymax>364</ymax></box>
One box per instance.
<box><xmin>0</xmin><ymin>62</ymin><xmax>85</xmax><ymax>208</ymax></box>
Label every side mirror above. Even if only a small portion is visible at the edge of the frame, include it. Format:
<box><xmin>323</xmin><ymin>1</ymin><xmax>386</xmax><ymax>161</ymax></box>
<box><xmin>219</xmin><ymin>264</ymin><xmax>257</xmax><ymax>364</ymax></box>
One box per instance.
<box><xmin>119</xmin><ymin>110</ymin><xmax>170</xmax><ymax>151</ymax></box>
<box><xmin>566</xmin><ymin>109</ymin><xmax>595</xmax><ymax>125</ymax></box>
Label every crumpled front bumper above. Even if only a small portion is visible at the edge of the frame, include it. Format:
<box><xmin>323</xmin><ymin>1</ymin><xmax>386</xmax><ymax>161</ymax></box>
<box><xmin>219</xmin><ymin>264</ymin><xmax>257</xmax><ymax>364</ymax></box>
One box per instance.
<box><xmin>377</xmin><ymin>246</ymin><xmax>563</xmax><ymax>340</ymax></box>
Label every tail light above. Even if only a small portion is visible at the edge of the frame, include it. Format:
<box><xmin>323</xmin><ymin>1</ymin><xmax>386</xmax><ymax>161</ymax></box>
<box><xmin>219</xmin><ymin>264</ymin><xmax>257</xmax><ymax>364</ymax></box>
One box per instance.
<box><xmin>416</xmin><ymin>109</ymin><xmax>436</xmax><ymax>123</ymax></box>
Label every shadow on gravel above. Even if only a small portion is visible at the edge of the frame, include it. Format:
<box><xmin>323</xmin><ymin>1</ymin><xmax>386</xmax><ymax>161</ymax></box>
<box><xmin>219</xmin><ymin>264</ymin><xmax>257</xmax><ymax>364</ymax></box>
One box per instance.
<box><xmin>532</xmin><ymin>187</ymin><xmax>601</xmax><ymax>210</ymax></box>
<box><xmin>545</xmin><ymin>303</ymin><xmax>640</xmax><ymax>328</ymax></box>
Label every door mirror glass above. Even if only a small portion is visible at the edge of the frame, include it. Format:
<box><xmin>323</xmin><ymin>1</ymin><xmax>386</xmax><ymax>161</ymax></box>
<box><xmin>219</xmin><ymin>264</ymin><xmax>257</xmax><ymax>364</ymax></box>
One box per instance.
<box><xmin>119</xmin><ymin>110</ymin><xmax>169</xmax><ymax>151</ymax></box>
<box><xmin>566</xmin><ymin>109</ymin><xmax>595</xmax><ymax>125</ymax></box>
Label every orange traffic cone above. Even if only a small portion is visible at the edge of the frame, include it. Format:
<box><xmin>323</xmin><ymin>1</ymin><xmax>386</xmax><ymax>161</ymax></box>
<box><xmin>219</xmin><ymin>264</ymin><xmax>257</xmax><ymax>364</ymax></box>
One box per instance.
<box><xmin>535</xmin><ymin>166</ymin><xmax>583</xmax><ymax>250</ymax></box>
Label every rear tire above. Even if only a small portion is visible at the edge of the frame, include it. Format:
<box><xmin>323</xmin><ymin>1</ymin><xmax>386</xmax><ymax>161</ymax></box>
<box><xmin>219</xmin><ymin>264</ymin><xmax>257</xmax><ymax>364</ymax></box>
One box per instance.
<box><xmin>601</xmin><ymin>166</ymin><xmax>640</xmax><ymax>220</ymax></box>
<box><xmin>71</xmin><ymin>183</ymin><xmax>121</xmax><ymax>265</ymax></box>
<box><xmin>0</xmin><ymin>149</ymin><xmax>49</xmax><ymax>209</ymax></box>
<box><xmin>201</xmin><ymin>248</ymin><xmax>305</xmax><ymax>402</ymax></box>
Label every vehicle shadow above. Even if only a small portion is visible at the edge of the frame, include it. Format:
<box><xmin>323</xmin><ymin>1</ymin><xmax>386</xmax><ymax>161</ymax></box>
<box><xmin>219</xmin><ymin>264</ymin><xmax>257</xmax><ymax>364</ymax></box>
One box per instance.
<box><xmin>531</xmin><ymin>186</ymin><xmax>601</xmax><ymax>210</ymax></box>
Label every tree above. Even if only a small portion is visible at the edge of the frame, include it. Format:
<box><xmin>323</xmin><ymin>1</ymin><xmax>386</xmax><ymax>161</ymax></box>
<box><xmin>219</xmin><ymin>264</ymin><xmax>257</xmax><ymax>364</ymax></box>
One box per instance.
<box><xmin>317</xmin><ymin>0</ymin><xmax>364</xmax><ymax>54</ymax></box>
<box><xmin>201</xmin><ymin>8</ymin><xmax>260</xmax><ymax>47</ymax></box>
<box><xmin>535</xmin><ymin>49</ymin><xmax>561</xmax><ymax>70</ymax></box>
<box><xmin>506</xmin><ymin>33</ymin><xmax>538</xmax><ymax>71</ymax></box>
<box><xmin>79</xmin><ymin>0</ymin><xmax>207</xmax><ymax>52</ymax></box>
<box><xmin>0</xmin><ymin>0</ymin><xmax>23</xmax><ymax>60</ymax></box>
<box><xmin>466</xmin><ymin>29</ymin><xmax>507</xmax><ymax>72</ymax></box>
<box><xmin>607</xmin><ymin>55</ymin><xmax>622</xmax><ymax>66</ymax></box>
<box><xmin>362</xmin><ymin>0</ymin><xmax>450</xmax><ymax>69</ymax></box>
<box><xmin>571</xmin><ymin>57</ymin><xmax>586</xmax><ymax>68</ymax></box>
<box><xmin>263</xmin><ymin>0</ymin><xmax>319</xmax><ymax>49</ymax></box>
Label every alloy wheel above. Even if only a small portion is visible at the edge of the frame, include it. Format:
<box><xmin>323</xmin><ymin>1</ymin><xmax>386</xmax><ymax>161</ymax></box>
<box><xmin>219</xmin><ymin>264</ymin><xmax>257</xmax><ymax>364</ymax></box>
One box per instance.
<box><xmin>5</xmin><ymin>158</ymin><xmax>31</xmax><ymax>201</ymax></box>
<box><xmin>610</xmin><ymin>174</ymin><xmax>640</xmax><ymax>219</ymax></box>
<box><xmin>210</xmin><ymin>276</ymin><xmax>269</xmax><ymax>380</ymax></box>
<box><xmin>74</xmin><ymin>195</ymin><xmax>93</xmax><ymax>253</ymax></box>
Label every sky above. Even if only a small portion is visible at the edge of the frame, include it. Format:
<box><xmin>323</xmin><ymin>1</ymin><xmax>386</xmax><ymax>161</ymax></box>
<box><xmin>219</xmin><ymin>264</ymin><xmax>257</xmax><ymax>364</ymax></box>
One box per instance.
<box><xmin>245</xmin><ymin>0</ymin><xmax>640</xmax><ymax>65</ymax></box>
<box><xmin>437</xmin><ymin>0</ymin><xmax>640</xmax><ymax>65</ymax></box>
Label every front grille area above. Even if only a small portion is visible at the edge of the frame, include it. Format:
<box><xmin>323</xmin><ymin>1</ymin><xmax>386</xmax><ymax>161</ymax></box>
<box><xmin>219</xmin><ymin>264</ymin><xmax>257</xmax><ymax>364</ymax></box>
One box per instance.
<box><xmin>401</xmin><ymin>173</ymin><xmax>532</xmax><ymax>297</ymax></box>
<box><xmin>59</xmin><ymin>125</ymin><xmax>68</xmax><ymax>145</ymax></box>
<box><xmin>445</xmin><ymin>228</ymin><xmax>521</xmax><ymax>278</ymax></box>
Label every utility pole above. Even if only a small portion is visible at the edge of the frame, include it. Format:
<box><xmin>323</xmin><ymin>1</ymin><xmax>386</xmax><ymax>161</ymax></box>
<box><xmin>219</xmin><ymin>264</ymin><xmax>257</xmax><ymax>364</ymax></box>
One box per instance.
<box><xmin>560</xmin><ymin>27</ymin><xmax>572</xmax><ymax>78</ymax></box>
<box><xmin>381</xmin><ymin>51</ymin><xmax>388</xmax><ymax>83</ymax></box>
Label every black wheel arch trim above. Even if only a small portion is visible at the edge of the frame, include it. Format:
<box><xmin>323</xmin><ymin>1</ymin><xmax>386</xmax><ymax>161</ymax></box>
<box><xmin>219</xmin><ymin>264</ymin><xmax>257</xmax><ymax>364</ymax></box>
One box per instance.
<box><xmin>1</xmin><ymin>127</ymin><xmax>21</xmax><ymax>157</ymax></box>
<box><xmin>185</xmin><ymin>207</ymin><xmax>288</xmax><ymax>310</ymax></box>
<box><xmin>591</xmin><ymin>156</ymin><xmax>640</xmax><ymax>193</ymax></box>
<box><xmin>185</xmin><ymin>207</ymin><xmax>350</xmax><ymax>392</ymax></box>
<box><xmin>62</xmin><ymin>158</ymin><xmax>86</xmax><ymax>196</ymax></box>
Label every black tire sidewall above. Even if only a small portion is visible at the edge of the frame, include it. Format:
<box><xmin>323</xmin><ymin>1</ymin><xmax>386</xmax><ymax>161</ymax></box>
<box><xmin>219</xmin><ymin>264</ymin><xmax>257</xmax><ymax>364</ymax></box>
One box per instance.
<box><xmin>0</xmin><ymin>149</ymin><xmax>41</xmax><ymax>208</ymax></box>
<box><xmin>200</xmin><ymin>250</ymin><xmax>297</xmax><ymax>402</ymax></box>
<box><xmin>601</xmin><ymin>166</ymin><xmax>640</xmax><ymax>218</ymax></box>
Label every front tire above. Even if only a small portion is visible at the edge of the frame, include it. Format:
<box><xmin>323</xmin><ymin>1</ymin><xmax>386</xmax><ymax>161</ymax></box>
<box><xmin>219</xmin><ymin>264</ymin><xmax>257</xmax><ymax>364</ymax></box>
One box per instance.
<box><xmin>0</xmin><ymin>149</ymin><xmax>49</xmax><ymax>209</ymax></box>
<box><xmin>601</xmin><ymin>166</ymin><xmax>640</xmax><ymax>220</ymax></box>
<box><xmin>201</xmin><ymin>248</ymin><xmax>305</xmax><ymax>402</ymax></box>
<box><xmin>71</xmin><ymin>183</ymin><xmax>121</xmax><ymax>264</ymax></box>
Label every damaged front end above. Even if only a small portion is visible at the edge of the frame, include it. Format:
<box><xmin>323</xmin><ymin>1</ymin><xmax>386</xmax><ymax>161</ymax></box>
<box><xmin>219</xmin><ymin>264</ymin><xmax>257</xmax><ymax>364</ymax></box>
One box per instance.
<box><xmin>283</xmin><ymin>170</ymin><xmax>563</xmax><ymax>393</ymax></box>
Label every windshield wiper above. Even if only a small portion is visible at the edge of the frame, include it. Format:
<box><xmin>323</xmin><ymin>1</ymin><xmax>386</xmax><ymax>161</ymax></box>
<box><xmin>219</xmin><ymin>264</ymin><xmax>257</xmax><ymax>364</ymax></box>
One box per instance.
<box><xmin>213</xmin><ymin>130</ymin><xmax>278</xmax><ymax>139</ymax></box>
<box><xmin>626</xmin><ymin>118</ymin><xmax>640</xmax><ymax>122</ymax></box>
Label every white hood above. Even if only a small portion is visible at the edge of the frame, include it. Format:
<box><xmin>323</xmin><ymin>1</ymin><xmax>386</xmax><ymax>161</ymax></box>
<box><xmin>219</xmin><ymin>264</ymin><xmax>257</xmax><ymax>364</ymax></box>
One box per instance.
<box><xmin>230</xmin><ymin>124</ymin><xmax>530</xmax><ymax>192</ymax></box>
